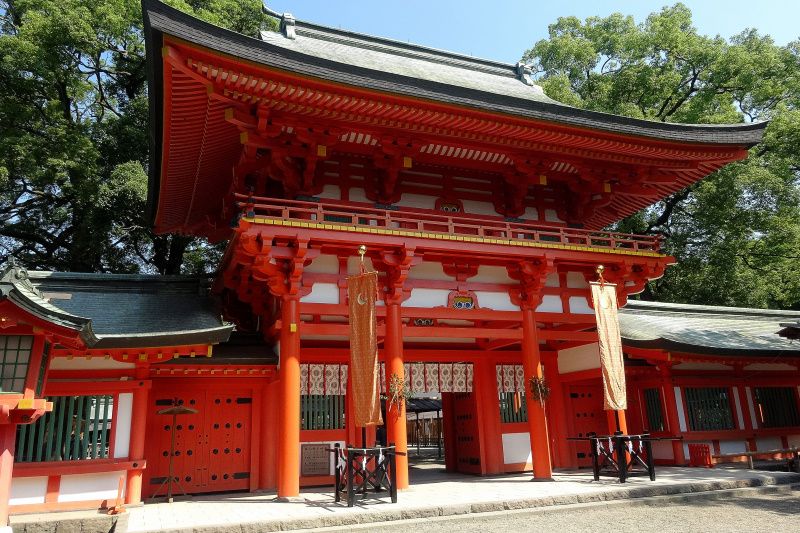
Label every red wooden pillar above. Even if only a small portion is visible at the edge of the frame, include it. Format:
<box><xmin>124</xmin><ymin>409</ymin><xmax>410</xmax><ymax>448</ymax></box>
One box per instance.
<box><xmin>0</xmin><ymin>422</ymin><xmax>16</xmax><ymax>531</ymax></box>
<box><xmin>660</xmin><ymin>365</ymin><xmax>686</xmax><ymax>464</ymax></box>
<box><xmin>259</xmin><ymin>378</ymin><xmax>279</xmax><ymax>490</ymax></box>
<box><xmin>607</xmin><ymin>409</ymin><xmax>628</xmax><ymax>435</ymax></box>
<box><xmin>474</xmin><ymin>358</ymin><xmax>502</xmax><ymax>474</ymax></box>
<box><xmin>125</xmin><ymin>369</ymin><xmax>151</xmax><ymax>504</ymax></box>
<box><xmin>542</xmin><ymin>352</ymin><xmax>571</xmax><ymax>468</ymax></box>
<box><xmin>521</xmin><ymin>306</ymin><xmax>552</xmax><ymax>479</ymax></box>
<box><xmin>278</xmin><ymin>296</ymin><xmax>301</xmax><ymax>499</ymax></box>
<box><xmin>384</xmin><ymin>302</ymin><xmax>408</xmax><ymax>489</ymax></box>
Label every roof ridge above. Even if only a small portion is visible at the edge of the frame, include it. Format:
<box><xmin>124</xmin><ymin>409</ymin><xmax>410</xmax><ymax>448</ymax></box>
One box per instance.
<box><xmin>263</xmin><ymin>5</ymin><xmax>518</xmax><ymax>75</ymax></box>
<box><xmin>28</xmin><ymin>270</ymin><xmax>209</xmax><ymax>282</ymax></box>
<box><xmin>624</xmin><ymin>299</ymin><xmax>800</xmax><ymax>317</ymax></box>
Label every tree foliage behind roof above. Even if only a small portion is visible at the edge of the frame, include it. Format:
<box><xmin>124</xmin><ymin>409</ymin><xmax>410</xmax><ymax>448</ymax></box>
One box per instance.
<box><xmin>524</xmin><ymin>3</ymin><xmax>800</xmax><ymax>309</ymax></box>
<box><xmin>0</xmin><ymin>0</ymin><xmax>276</xmax><ymax>274</ymax></box>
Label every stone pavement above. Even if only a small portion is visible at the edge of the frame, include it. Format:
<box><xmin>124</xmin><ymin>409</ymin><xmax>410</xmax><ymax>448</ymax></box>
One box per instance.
<box><xmin>11</xmin><ymin>467</ymin><xmax>800</xmax><ymax>533</ymax></box>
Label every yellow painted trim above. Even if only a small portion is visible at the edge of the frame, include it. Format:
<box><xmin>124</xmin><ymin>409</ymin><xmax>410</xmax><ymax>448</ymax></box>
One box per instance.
<box><xmin>239</xmin><ymin>216</ymin><xmax>664</xmax><ymax>257</ymax></box>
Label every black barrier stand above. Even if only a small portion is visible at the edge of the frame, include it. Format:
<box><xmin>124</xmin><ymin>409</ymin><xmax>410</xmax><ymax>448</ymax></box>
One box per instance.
<box><xmin>571</xmin><ymin>433</ymin><xmax>680</xmax><ymax>483</ymax></box>
<box><xmin>330</xmin><ymin>442</ymin><xmax>405</xmax><ymax>506</ymax></box>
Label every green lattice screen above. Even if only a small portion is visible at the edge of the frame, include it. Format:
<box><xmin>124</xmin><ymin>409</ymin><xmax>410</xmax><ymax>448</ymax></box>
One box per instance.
<box><xmin>684</xmin><ymin>387</ymin><xmax>734</xmax><ymax>431</ymax></box>
<box><xmin>499</xmin><ymin>392</ymin><xmax>528</xmax><ymax>423</ymax></box>
<box><xmin>643</xmin><ymin>388</ymin><xmax>665</xmax><ymax>432</ymax></box>
<box><xmin>0</xmin><ymin>335</ymin><xmax>33</xmax><ymax>393</ymax></box>
<box><xmin>15</xmin><ymin>395</ymin><xmax>114</xmax><ymax>462</ymax></box>
<box><xmin>301</xmin><ymin>394</ymin><xmax>346</xmax><ymax>430</ymax></box>
<box><xmin>754</xmin><ymin>387</ymin><xmax>800</xmax><ymax>428</ymax></box>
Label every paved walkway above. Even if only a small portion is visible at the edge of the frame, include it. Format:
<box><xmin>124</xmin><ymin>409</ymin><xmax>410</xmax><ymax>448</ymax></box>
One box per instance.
<box><xmin>124</xmin><ymin>467</ymin><xmax>800</xmax><ymax>533</ymax></box>
<box><xmin>10</xmin><ymin>465</ymin><xmax>800</xmax><ymax>533</ymax></box>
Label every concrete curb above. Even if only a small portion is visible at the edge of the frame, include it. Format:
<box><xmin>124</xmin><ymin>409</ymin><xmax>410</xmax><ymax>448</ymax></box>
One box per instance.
<box><xmin>11</xmin><ymin>473</ymin><xmax>800</xmax><ymax>533</ymax></box>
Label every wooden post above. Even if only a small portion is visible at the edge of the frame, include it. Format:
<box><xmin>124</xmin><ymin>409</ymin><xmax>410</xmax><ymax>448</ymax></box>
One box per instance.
<box><xmin>474</xmin><ymin>358</ymin><xmax>503</xmax><ymax>474</ymax></box>
<box><xmin>521</xmin><ymin>306</ymin><xmax>552</xmax><ymax>479</ymax></box>
<box><xmin>660</xmin><ymin>365</ymin><xmax>686</xmax><ymax>465</ymax></box>
<box><xmin>384</xmin><ymin>302</ymin><xmax>408</xmax><ymax>489</ymax></box>
<box><xmin>278</xmin><ymin>296</ymin><xmax>301</xmax><ymax>499</ymax></box>
<box><xmin>125</xmin><ymin>372</ymin><xmax>150</xmax><ymax>504</ymax></box>
<box><xmin>0</xmin><ymin>423</ymin><xmax>16</xmax><ymax>532</ymax></box>
<box><xmin>542</xmin><ymin>352</ymin><xmax>571</xmax><ymax>468</ymax></box>
<box><xmin>259</xmin><ymin>379</ymin><xmax>279</xmax><ymax>490</ymax></box>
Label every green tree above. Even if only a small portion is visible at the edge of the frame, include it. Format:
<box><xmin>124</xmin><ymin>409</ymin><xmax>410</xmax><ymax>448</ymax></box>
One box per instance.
<box><xmin>0</xmin><ymin>0</ymin><xmax>276</xmax><ymax>273</ymax></box>
<box><xmin>523</xmin><ymin>3</ymin><xmax>800</xmax><ymax>309</ymax></box>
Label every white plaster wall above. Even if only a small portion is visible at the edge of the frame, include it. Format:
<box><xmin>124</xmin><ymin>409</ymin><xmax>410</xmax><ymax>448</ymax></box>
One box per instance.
<box><xmin>719</xmin><ymin>440</ymin><xmax>748</xmax><ymax>455</ymax></box>
<box><xmin>472</xmin><ymin>265</ymin><xmax>513</xmax><ymax>284</ymax></box>
<box><xmin>317</xmin><ymin>184</ymin><xmax>341</xmax><ymax>200</ymax></box>
<box><xmin>568</xmin><ymin>296</ymin><xmax>593</xmax><ymax>315</ymax></box>
<box><xmin>474</xmin><ymin>291</ymin><xmax>518</xmax><ymax>311</ymax></box>
<box><xmin>9</xmin><ymin>477</ymin><xmax>47</xmax><ymax>506</ymax></box>
<box><xmin>732</xmin><ymin>386</ymin><xmax>745</xmax><ymax>429</ymax></box>
<box><xmin>58</xmin><ymin>472</ymin><xmax>124</xmax><ymax>503</ymax></box>
<box><xmin>566</xmin><ymin>272</ymin><xmax>589</xmax><ymax>289</ymax></box>
<box><xmin>544</xmin><ymin>209</ymin><xmax>563</xmax><ymax>223</ymax></box>
<box><xmin>113</xmin><ymin>392</ymin><xmax>133</xmax><ymax>459</ymax></box>
<box><xmin>650</xmin><ymin>440</ymin><xmax>674</xmax><ymax>461</ymax></box>
<box><xmin>349</xmin><ymin>187</ymin><xmax>369</xmax><ymax>204</ymax></box>
<box><xmin>673</xmin><ymin>363</ymin><xmax>732</xmax><ymax>371</ymax></box>
<box><xmin>403</xmin><ymin>288</ymin><xmax>450</xmax><ymax>308</ymax></box>
<box><xmin>49</xmin><ymin>357</ymin><xmax>135</xmax><ymax>370</ymax></box>
<box><xmin>461</xmin><ymin>199</ymin><xmax>497</xmax><ymax>216</ymax></box>
<box><xmin>743</xmin><ymin>363</ymin><xmax>798</xmax><ymax>371</ymax></box>
<box><xmin>502</xmin><ymin>432</ymin><xmax>532</xmax><ymax>464</ymax></box>
<box><xmin>675</xmin><ymin>387</ymin><xmax>687</xmax><ymax>431</ymax></box>
<box><xmin>522</xmin><ymin>206</ymin><xmax>539</xmax><ymax>220</ymax></box>
<box><xmin>409</xmin><ymin>262</ymin><xmax>453</xmax><ymax>281</ymax></box>
<box><xmin>305</xmin><ymin>254</ymin><xmax>339</xmax><ymax>274</ymax></box>
<box><xmin>544</xmin><ymin>273</ymin><xmax>560</xmax><ymax>287</ymax></box>
<box><xmin>756</xmin><ymin>436</ymin><xmax>782</xmax><ymax>451</ymax></box>
<box><xmin>396</xmin><ymin>193</ymin><xmax>437</xmax><ymax>210</ymax></box>
<box><xmin>299</xmin><ymin>441</ymin><xmax>345</xmax><ymax>476</ymax></box>
<box><xmin>536</xmin><ymin>295</ymin><xmax>563</xmax><ymax>313</ymax></box>
<box><xmin>558</xmin><ymin>343</ymin><xmax>600</xmax><ymax>374</ymax></box>
<box><xmin>403</xmin><ymin>337</ymin><xmax>474</xmax><ymax>344</ymax></box>
<box><xmin>301</xmin><ymin>283</ymin><xmax>340</xmax><ymax>304</ymax></box>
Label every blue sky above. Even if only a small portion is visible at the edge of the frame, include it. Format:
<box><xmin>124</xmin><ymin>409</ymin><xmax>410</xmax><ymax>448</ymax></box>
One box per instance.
<box><xmin>265</xmin><ymin>1</ymin><xmax>799</xmax><ymax>64</ymax></box>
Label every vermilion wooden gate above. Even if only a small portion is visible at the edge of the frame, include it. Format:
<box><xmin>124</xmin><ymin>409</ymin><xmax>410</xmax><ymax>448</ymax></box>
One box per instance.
<box><xmin>569</xmin><ymin>384</ymin><xmax>606</xmax><ymax>467</ymax></box>
<box><xmin>144</xmin><ymin>385</ymin><xmax>253</xmax><ymax>496</ymax></box>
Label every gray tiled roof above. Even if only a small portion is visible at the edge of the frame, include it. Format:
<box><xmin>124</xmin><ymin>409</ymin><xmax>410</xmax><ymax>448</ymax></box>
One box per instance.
<box><xmin>142</xmin><ymin>0</ymin><xmax>767</xmax><ymax>147</ymax></box>
<box><xmin>21</xmin><ymin>270</ymin><xmax>232</xmax><ymax>349</ymax></box>
<box><xmin>619</xmin><ymin>300</ymin><xmax>800</xmax><ymax>356</ymax></box>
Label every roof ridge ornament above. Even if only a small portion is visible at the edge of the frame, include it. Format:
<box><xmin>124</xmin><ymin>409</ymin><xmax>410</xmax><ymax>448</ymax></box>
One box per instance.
<box><xmin>515</xmin><ymin>62</ymin><xmax>535</xmax><ymax>86</ymax></box>
<box><xmin>281</xmin><ymin>12</ymin><xmax>296</xmax><ymax>39</ymax></box>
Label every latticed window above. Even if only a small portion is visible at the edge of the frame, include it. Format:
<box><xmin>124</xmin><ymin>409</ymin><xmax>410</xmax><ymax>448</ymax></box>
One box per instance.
<box><xmin>0</xmin><ymin>335</ymin><xmax>33</xmax><ymax>393</ymax></box>
<box><xmin>754</xmin><ymin>387</ymin><xmax>800</xmax><ymax>428</ymax></box>
<box><xmin>15</xmin><ymin>395</ymin><xmax>114</xmax><ymax>462</ymax></box>
<box><xmin>643</xmin><ymin>388</ymin><xmax>665</xmax><ymax>432</ymax></box>
<box><xmin>301</xmin><ymin>395</ymin><xmax>346</xmax><ymax>430</ymax></box>
<box><xmin>499</xmin><ymin>392</ymin><xmax>528</xmax><ymax>423</ymax></box>
<box><xmin>684</xmin><ymin>387</ymin><xmax>734</xmax><ymax>431</ymax></box>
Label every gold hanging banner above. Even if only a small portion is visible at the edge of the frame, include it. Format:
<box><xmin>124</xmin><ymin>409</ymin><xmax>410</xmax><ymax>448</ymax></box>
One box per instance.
<box><xmin>347</xmin><ymin>246</ymin><xmax>383</xmax><ymax>427</ymax></box>
<box><xmin>590</xmin><ymin>268</ymin><xmax>627</xmax><ymax>411</ymax></box>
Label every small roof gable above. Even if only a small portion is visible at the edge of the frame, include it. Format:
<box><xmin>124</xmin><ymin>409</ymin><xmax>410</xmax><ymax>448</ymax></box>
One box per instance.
<box><xmin>0</xmin><ymin>260</ymin><xmax>96</xmax><ymax>346</ymax></box>
<box><xmin>619</xmin><ymin>300</ymin><xmax>800</xmax><ymax>356</ymax></box>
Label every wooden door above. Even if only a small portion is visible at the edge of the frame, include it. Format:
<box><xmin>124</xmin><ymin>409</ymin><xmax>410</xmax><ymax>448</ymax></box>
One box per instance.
<box><xmin>569</xmin><ymin>384</ymin><xmax>605</xmax><ymax>467</ymax></box>
<box><xmin>144</xmin><ymin>386</ymin><xmax>252</xmax><ymax>496</ymax></box>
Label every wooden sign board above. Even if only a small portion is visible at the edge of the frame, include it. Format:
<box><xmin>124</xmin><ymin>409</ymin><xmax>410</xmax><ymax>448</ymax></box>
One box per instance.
<box><xmin>301</xmin><ymin>443</ymin><xmax>330</xmax><ymax>476</ymax></box>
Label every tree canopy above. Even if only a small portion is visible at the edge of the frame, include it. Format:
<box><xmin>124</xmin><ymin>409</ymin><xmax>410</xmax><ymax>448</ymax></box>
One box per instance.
<box><xmin>523</xmin><ymin>3</ymin><xmax>800</xmax><ymax>309</ymax></box>
<box><xmin>0</xmin><ymin>0</ymin><xmax>275</xmax><ymax>274</ymax></box>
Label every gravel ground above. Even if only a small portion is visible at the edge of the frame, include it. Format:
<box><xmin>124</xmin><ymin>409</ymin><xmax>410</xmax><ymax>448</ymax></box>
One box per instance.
<box><xmin>311</xmin><ymin>485</ymin><xmax>800</xmax><ymax>533</ymax></box>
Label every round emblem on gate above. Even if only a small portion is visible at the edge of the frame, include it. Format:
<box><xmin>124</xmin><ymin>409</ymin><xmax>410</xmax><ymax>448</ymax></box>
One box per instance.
<box><xmin>357</xmin><ymin>293</ymin><xmax>367</xmax><ymax>305</ymax></box>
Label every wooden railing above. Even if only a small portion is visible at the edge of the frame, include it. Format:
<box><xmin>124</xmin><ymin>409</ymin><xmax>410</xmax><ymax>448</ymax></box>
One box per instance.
<box><xmin>235</xmin><ymin>195</ymin><xmax>661</xmax><ymax>254</ymax></box>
